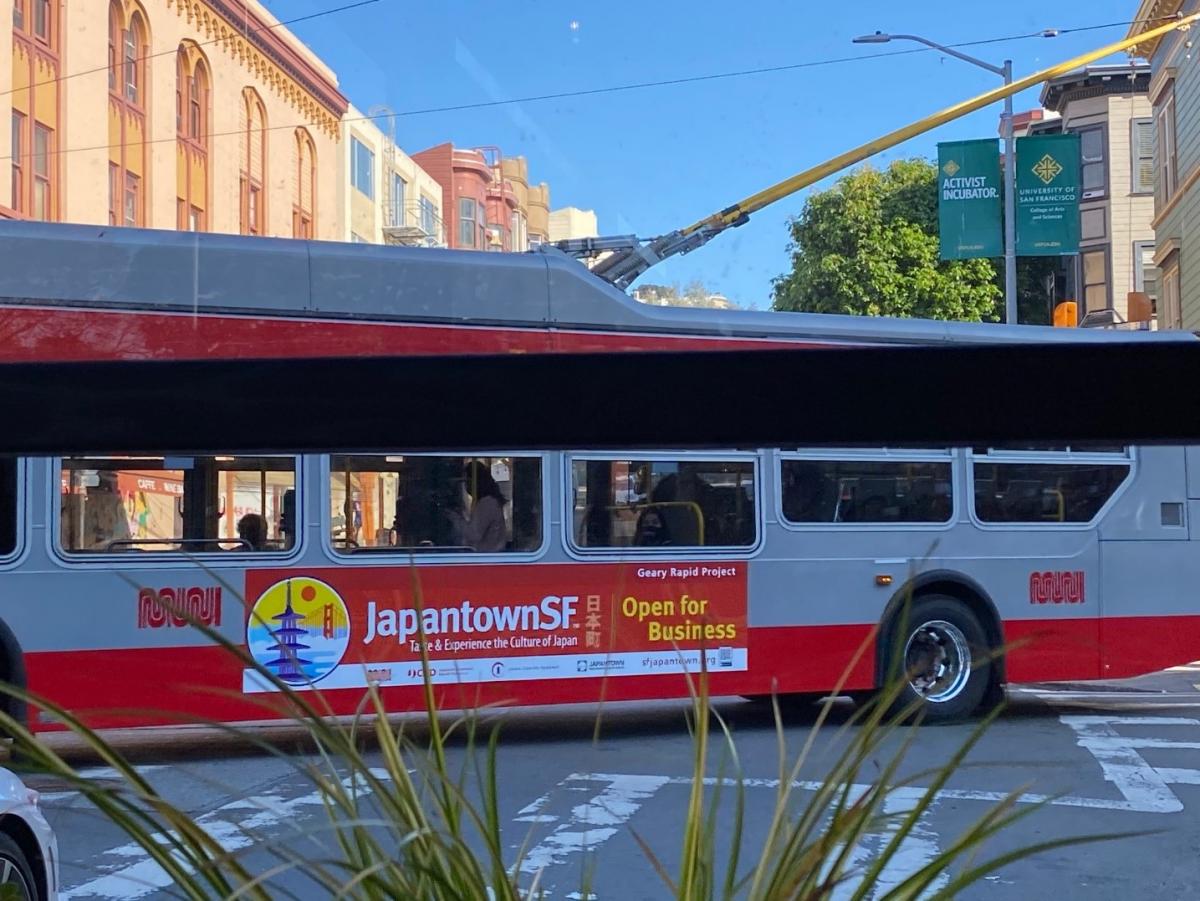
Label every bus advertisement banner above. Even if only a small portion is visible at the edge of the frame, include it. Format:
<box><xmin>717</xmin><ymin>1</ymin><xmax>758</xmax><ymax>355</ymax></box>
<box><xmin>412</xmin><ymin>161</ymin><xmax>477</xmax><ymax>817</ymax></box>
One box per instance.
<box><xmin>241</xmin><ymin>562</ymin><xmax>748</xmax><ymax>693</ymax></box>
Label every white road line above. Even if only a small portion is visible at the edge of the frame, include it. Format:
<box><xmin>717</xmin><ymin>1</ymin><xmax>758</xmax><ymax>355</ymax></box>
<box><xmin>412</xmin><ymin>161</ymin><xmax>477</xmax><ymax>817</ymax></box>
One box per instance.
<box><xmin>72</xmin><ymin>766</ymin><xmax>169</xmax><ymax>781</ymax></box>
<box><xmin>36</xmin><ymin>766</ymin><xmax>171</xmax><ymax>805</ymax></box>
<box><xmin>514</xmin><ymin>788</ymin><xmax>559</xmax><ymax>824</ymax></box>
<box><xmin>1013</xmin><ymin>689</ymin><xmax>1200</xmax><ymax>701</ymax></box>
<box><xmin>1059</xmin><ymin>716</ymin><xmax>1200</xmax><ymax>814</ymax></box>
<box><xmin>61</xmin><ymin>768</ymin><xmax>394</xmax><ymax>899</ymax></box>
<box><xmin>519</xmin><ymin>774</ymin><xmax>670</xmax><ymax>876</ymax></box>
<box><xmin>650</xmin><ymin>775</ymin><xmax>1168</xmax><ymax>812</ymax></box>
<box><xmin>832</xmin><ymin>793</ymin><xmax>949</xmax><ymax>901</ymax></box>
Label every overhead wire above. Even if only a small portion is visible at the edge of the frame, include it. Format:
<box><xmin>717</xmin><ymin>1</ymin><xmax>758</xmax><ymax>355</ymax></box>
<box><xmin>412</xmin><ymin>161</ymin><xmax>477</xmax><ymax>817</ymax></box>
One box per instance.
<box><xmin>0</xmin><ymin>0</ymin><xmax>382</xmax><ymax>100</ymax></box>
<box><xmin>0</xmin><ymin>14</ymin><xmax>1183</xmax><ymax>165</ymax></box>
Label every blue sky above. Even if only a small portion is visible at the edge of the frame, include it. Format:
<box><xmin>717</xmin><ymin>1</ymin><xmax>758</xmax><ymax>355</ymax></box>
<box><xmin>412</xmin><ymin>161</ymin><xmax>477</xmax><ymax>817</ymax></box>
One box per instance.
<box><xmin>268</xmin><ymin>0</ymin><xmax>1144</xmax><ymax>307</ymax></box>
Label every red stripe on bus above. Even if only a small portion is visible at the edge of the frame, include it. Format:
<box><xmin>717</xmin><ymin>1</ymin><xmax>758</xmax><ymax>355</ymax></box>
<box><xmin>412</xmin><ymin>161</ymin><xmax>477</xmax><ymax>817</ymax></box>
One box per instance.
<box><xmin>22</xmin><ymin>624</ymin><xmax>875</xmax><ymax>731</ymax></box>
<box><xmin>1002</xmin><ymin>614</ymin><xmax>1200</xmax><ymax>682</ymax></box>
<box><xmin>1099</xmin><ymin>614</ymin><xmax>1200</xmax><ymax>680</ymax></box>
<box><xmin>0</xmin><ymin>308</ymin><xmax>818</xmax><ymax>363</ymax></box>
<box><xmin>22</xmin><ymin>615</ymin><xmax>1200</xmax><ymax>731</ymax></box>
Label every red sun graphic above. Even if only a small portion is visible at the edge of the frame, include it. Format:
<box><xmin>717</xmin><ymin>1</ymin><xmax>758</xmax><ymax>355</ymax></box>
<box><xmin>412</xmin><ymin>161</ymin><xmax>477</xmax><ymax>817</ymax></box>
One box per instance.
<box><xmin>301</xmin><ymin>585</ymin><xmax>317</xmax><ymax>602</ymax></box>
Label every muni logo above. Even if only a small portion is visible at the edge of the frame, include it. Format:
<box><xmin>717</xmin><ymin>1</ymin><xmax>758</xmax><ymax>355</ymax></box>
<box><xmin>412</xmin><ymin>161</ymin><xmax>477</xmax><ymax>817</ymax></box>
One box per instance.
<box><xmin>1029</xmin><ymin>570</ymin><xmax>1085</xmax><ymax>605</ymax></box>
<box><xmin>137</xmin><ymin>586</ymin><xmax>221</xmax><ymax>628</ymax></box>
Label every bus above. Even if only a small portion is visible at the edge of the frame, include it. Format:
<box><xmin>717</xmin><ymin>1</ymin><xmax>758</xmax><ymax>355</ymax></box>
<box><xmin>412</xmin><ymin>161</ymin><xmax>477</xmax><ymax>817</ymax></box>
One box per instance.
<box><xmin>1</xmin><ymin>221</ymin><xmax>1198</xmax><ymax>728</ymax></box>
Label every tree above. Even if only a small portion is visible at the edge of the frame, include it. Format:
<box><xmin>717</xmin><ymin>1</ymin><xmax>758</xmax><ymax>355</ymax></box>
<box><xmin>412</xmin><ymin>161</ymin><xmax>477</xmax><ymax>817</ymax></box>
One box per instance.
<box><xmin>1012</xmin><ymin>256</ymin><xmax>1061</xmax><ymax>326</ymax></box>
<box><xmin>771</xmin><ymin>159</ymin><xmax>1001</xmax><ymax>321</ymax></box>
<box><xmin>634</xmin><ymin>280</ymin><xmax>739</xmax><ymax>309</ymax></box>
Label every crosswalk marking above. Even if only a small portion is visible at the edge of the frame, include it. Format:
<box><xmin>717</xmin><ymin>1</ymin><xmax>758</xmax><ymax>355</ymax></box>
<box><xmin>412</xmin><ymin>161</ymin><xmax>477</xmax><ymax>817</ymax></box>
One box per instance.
<box><xmin>60</xmin><ymin>768</ymin><xmax>394</xmax><ymax>899</ymax></box>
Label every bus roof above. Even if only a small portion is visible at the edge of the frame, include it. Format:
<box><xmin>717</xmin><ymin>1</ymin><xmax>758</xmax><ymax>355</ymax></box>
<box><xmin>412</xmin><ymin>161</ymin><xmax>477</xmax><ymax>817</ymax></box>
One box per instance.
<box><xmin>0</xmin><ymin>220</ymin><xmax>1190</xmax><ymax>347</ymax></box>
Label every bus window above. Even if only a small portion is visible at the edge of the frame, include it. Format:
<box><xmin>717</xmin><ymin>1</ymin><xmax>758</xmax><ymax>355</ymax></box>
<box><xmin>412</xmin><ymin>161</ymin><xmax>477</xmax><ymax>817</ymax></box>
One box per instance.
<box><xmin>214</xmin><ymin>457</ymin><xmax>297</xmax><ymax>550</ymax></box>
<box><xmin>571</xmin><ymin>458</ymin><xmax>756</xmax><ymax>549</ymax></box>
<box><xmin>780</xmin><ymin>459</ymin><xmax>952</xmax><ymax>524</ymax></box>
<box><xmin>58</xmin><ymin>456</ymin><xmax>295</xmax><ymax>553</ymax></box>
<box><xmin>329</xmin><ymin>455</ymin><xmax>543</xmax><ymax>554</ymax></box>
<box><xmin>972</xmin><ymin>460</ymin><xmax>1131</xmax><ymax>524</ymax></box>
<box><xmin>0</xmin><ymin>458</ymin><xmax>15</xmax><ymax>557</ymax></box>
<box><xmin>974</xmin><ymin>444</ymin><xmax>1128</xmax><ymax>455</ymax></box>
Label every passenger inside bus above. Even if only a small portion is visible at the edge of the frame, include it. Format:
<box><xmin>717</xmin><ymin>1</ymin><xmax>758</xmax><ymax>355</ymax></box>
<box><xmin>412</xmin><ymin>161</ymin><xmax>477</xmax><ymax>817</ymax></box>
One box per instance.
<box><xmin>60</xmin><ymin>471</ymin><xmax>133</xmax><ymax>551</ymax></box>
<box><xmin>574</xmin><ymin>459</ymin><xmax>755</xmax><ymax>549</ymax></box>
<box><xmin>59</xmin><ymin>457</ymin><xmax>293</xmax><ymax>553</ymax></box>
<box><xmin>780</xmin><ymin>462</ymin><xmax>838</xmax><ymax>522</ymax></box>
<box><xmin>781</xmin><ymin>459</ymin><xmax>952</xmax><ymax>524</ymax></box>
<box><xmin>447</xmin><ymin>461</ymin><xmax>508</xmax><ymax>552</ymax></box>
<box><xmin>279</xmin><ymin>488</ymin><xmax>296</xmax><ymax>548</ymax></box>
<box><xmin>326</xmin><ymin>455</ymin><xmax>540</xmax><ymax>554</ymax></box>
<box><xmin>237</xmin><ymin>513</ymin><xmax>269</xmax><ymax>550</ymax></box>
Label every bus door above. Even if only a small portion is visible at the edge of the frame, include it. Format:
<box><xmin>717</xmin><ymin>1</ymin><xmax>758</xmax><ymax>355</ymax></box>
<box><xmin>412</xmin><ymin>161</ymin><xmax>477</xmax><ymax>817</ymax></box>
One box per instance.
<box><xmin>1097</xmin><ymin>446</ymin><xmax>1198</xmax><ymax>678</ymax></box>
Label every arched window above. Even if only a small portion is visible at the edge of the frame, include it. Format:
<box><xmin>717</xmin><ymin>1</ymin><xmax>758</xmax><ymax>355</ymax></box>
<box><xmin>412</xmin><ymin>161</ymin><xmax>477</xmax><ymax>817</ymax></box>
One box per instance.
<box><xmin>175</xmin><ymin>47</ymin><xmax>185</xmax><ymax>134</ymax></box>
<box><xmin>293</xmin><ymin>129</ymin><xmax>316</xmax><ymax>238</ymax></box>
<box><xmin>176</xmin><ymin>43</ymin><xmax>209</xmax><ymax>231</ymax></box>
<box><xmin>189</xmin><ymin>59</ymin><xmax>208</xmax><ymax>141</ymax></box>
<box><xmin>107</xmin><ymin>2</ymin><xmax>149</xmax><ymax>228</ymax></box>
<box><xmin>10</xmin><ymin>0</ymin><xmax>60</xmax><ymax>219</ymax></box>
<box><xmin>240</xmin><ymin>89</ymin><xmax>268</xmax><ymax>235</ymax></box>
<box><xmin>108</xmin><ymin>2</ymin><xmax>121</xmax><ymax>93</ymax></box>
<box><xmin>123</xmin><ymin>11</ymin><xmax>145</xmax><ymax>107</ymax></box>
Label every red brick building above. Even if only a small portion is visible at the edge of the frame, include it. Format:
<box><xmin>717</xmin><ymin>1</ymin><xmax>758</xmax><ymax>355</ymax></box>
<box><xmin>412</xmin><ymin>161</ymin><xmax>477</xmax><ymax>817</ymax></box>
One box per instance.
<box><xmin>411</xmin><ymin>142</ymin><xmax>496</xmax><ymax>251</ymax></box>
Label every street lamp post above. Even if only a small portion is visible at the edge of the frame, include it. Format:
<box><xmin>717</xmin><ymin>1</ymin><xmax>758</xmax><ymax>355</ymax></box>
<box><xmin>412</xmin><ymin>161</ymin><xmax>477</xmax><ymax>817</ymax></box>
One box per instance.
<box><xmin>854</xmin><ymin>33</ymin><xmax>1017</xmax><ymax>325</ymax></box>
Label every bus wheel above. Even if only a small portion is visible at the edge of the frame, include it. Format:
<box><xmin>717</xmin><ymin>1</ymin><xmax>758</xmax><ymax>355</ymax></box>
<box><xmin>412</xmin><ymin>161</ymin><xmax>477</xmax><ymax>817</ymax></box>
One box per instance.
<box><xmin>885</xmin><ymin>596</ymin><xmax>990</xmax><ymax>723</ymax></box>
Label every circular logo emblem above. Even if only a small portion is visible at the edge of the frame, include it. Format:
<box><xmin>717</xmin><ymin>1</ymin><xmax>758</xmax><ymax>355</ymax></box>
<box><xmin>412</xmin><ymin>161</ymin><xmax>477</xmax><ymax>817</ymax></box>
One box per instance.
<box><xmin>491</xmin><ymin>661</ymin><xmax>505</xmax><ymax>678</ymax></box>
<box><xmin>247</xmin><ymin>576</ymin><xmax>350</xmax><ymax>685</ymax></box>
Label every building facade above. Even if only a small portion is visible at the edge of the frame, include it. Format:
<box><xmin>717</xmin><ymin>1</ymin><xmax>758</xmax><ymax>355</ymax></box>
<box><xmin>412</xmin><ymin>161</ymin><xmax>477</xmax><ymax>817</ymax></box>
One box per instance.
<box><xmin>343</xmin><ymin>106</ymin><xmax>444</xmax><ymax>246</ymax></box>
<box><xmin>1129</xmin><ymin>1</ymin><xmax>1199</xmax><ymax>329</ymax></box>
<box><xmin>412</xmin><ymin>144</ymin><xmax>556</xmax><ymax>252</ymax></box>
<box><xmin>411</xmin><ymin>142</ymin><xmax>492</xmax><ymax>251</ymax></box>
<box><xmin>500</xmin><ymin>155</ymin><xmax>529</xmax><ymax>251</ymax></box>
<box><xmin>548</xmin><ymin>205</ymin><xmax>598</xmax><ymax>242</ymax></box>
<box><xmin>3</xmin><ymin>0</ymin><xmax>347</xmax><ymax>240</ymax></box>
<box><xmin>527</xmin><ymin>179</ymin><xmax>549</xmax><ymax>247</ymax></box>
<box><xmin>1035</xmin><ymin>63</ymin><xmax>1157</xmax><ymax>325</ymax></box>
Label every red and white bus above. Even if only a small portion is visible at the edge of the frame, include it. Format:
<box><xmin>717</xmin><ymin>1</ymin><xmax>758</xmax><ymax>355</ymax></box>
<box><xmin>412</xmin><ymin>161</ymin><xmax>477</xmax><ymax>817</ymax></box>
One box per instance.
<box><xmin>1</xmin><ymin>222</ymin><xmax>1198</xmax><ymax>728</ymax></box>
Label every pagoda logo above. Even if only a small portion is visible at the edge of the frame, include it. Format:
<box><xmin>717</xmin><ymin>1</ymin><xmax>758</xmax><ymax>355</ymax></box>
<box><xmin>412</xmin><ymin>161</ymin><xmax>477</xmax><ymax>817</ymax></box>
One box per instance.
<box><xmin>247</xmin><ymin>576</ymin><xmax>350</xmax><ymax>685</ymax></box>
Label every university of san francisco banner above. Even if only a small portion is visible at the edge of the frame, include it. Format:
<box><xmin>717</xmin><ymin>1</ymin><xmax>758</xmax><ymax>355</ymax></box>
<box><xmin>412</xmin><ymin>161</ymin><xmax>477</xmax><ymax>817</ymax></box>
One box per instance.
<box><xmin>937</xmin><ymin>138</ymin><xmax>1003</xmax><ymax>260</ymax></box>
<box><xmin>1016</xmin><ymin>133</ymin><xmax>1081</xmax><ymax>256</ymax></box>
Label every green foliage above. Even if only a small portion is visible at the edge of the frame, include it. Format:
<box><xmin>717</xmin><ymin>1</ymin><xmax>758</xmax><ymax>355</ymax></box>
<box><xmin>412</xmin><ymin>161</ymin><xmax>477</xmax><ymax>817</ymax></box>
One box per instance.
<box><xmin>1012</xmin><ymin>256</ymin><xmax>1061</xmax><ymax>326</ymax></box>
<box><xmin>771</xmin><ymin>159</ymin><xmax>1002</xmax><ymax>322</ymax></box>
<box><xmin>635</xmin><ymin>280</ymin><xmax>739</xmax><ymax>309</ymax></box>
<box><xmin>0</xmin><ymin>577</ymin><xmax>1132</xmax><ymax>899</ymax></box>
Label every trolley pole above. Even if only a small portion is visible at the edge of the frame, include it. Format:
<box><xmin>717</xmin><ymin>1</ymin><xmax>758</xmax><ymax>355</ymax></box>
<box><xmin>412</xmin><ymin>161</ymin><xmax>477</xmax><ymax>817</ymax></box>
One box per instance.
<box><xmin>1001</xmin><ymin>60</ymin><xmax>1017</xmax><ymax>325</ymax></box>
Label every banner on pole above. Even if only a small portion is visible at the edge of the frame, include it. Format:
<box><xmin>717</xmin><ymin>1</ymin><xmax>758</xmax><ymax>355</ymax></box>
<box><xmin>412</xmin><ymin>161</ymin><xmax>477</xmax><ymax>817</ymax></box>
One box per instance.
<box><xmin>937</xmin><ymin>139</ymin><xmax>1003</xmax><ymax>260</ymax></box>
<box><xmin>1016</xmin><ymin>133</ymin><xmax>1081</xmax><ymax>256</ymax></box>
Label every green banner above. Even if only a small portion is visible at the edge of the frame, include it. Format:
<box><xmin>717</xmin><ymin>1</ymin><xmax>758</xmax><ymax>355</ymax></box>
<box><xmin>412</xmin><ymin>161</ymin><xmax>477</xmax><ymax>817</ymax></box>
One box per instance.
<box><xmin>1016</xmin><ymin>133</ymin><xmax>1081</xmax><ymax>256</ymax></box>
<box><xmin>937</xmin><ymin>139</ymin><xmax>1003</xmax><ymax>260</ymax></box>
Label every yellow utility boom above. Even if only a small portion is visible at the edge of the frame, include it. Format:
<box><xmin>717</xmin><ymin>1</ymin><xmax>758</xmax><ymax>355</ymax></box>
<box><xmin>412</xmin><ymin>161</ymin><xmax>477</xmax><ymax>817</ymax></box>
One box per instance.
<box><xmin>552</xmin><ymin>14</ymin><xmax>1197</xmax><ymax>290</ymax></box>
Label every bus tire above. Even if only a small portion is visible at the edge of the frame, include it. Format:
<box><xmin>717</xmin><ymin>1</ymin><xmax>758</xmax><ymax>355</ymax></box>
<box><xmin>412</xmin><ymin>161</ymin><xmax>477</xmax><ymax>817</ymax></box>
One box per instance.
<box><xmin>883</xmin><ymin>595</ymin><xmax>991</xmax><ymax>723</ymax></box>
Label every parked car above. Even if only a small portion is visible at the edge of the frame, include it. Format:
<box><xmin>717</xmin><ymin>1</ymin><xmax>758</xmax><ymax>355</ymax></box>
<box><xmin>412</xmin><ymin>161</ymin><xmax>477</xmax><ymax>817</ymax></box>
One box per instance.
<box><xmin>0</xmin><ymin>768</ymin><xmax>57</xmax><ymax>899</ymax></box>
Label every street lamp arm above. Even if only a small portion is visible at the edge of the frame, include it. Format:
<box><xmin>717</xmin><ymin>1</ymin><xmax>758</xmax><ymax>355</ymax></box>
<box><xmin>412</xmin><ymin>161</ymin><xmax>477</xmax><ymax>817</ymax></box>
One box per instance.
<box><xmin>885</xmin><ymin>33</ymin><xmax>1007</xmax><ymax>76</ymax></box>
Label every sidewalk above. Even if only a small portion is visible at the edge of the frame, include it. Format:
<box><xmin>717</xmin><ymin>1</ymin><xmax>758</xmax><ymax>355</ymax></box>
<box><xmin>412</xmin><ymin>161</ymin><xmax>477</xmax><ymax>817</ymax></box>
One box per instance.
<box><xmin>1019</xmin><ymin>660</ymin><xmax>1200</xmax><ymax>696</ymax></box>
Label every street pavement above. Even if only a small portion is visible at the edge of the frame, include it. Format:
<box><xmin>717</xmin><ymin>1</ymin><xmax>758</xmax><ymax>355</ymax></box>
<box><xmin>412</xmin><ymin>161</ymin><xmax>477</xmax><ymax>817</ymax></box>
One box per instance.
<box><xmin>30</xmin><ymin>663</ymin><xmax>1200</xmax><ymax>899</ymax></box>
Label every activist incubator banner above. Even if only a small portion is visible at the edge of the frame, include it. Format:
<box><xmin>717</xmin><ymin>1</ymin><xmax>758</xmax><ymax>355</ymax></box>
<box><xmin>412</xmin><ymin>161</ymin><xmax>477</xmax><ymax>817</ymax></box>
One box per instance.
<box><xmin>937</xmin><ymin>138</ymin><xmax>1003</xmax><ymax>261</ymax></box>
